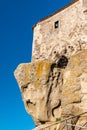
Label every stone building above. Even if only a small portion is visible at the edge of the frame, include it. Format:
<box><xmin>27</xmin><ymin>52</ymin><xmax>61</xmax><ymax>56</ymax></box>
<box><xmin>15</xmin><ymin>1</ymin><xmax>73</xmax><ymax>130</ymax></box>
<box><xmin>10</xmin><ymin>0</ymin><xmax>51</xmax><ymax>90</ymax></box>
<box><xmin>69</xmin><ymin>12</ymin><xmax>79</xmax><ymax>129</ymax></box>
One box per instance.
<box><xmin>14</xmin><ymin>0</ymin><xmax>87</xmax><ymax>130</ymax></box>
<box><xmin>32</xmin><ymin>0</ymin><xmax>87</xmax><ymax>62</ymax></box>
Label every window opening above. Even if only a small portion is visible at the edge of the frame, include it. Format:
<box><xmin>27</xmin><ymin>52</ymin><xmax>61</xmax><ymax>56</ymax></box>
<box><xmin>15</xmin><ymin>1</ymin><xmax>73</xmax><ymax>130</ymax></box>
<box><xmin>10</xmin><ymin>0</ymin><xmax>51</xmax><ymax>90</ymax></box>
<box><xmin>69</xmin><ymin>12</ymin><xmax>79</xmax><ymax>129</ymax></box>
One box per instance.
<box><xmin>54</xmin><ymin>21</ymin><xmax>59</xmax><ymax>28</ymax></box>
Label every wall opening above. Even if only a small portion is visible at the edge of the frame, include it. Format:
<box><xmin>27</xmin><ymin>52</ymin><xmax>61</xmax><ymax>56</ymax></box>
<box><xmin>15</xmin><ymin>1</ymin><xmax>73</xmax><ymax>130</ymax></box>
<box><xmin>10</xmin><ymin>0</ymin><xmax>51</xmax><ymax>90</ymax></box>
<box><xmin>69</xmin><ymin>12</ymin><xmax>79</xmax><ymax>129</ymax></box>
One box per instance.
<box><xmin>57</xmin><ymin>55</ymin><xmax>68</xmax><ymax>68</ymax></box>
<box><xmin>54</xmin><ymin>21</ymin><xmax>59</xmax><ymax>28</ymax></box>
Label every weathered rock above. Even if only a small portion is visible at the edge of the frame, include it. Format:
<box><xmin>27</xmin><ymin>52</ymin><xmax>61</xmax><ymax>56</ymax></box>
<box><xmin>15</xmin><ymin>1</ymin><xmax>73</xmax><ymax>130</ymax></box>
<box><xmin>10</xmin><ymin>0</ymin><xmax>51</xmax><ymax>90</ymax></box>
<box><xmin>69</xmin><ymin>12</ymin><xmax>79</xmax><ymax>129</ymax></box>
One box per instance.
<box><xmin>14</xmin><ymin>60</ymin><xmax>63</xmax><ymax>127</ymax></box>
<box><xmin>61</xmin><ymin>50</ymin><xmax>87</xmax><ymax>130</ymax></box>
<box><xmin>14</xmin><ymin>50</ymin><xmax>87</xmax><ymax>130</ymax></box>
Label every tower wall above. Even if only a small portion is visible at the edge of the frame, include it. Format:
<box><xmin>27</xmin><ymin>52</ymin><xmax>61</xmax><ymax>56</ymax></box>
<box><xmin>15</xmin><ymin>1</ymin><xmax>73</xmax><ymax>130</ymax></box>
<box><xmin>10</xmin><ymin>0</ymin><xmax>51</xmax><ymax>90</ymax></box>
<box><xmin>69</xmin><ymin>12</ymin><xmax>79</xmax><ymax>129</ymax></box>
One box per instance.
<box><xmin>32</xmin><ymin>0</ymin><xmax>87</xmax><ymax>62</ymax></box>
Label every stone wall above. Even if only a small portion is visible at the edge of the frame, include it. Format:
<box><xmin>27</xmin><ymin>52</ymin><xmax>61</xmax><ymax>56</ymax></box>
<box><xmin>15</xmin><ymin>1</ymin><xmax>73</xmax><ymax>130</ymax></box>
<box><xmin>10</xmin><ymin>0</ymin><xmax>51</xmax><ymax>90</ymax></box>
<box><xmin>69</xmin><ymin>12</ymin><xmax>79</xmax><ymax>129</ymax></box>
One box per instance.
<box><xmin>32</xmin><ymin>0</ymin><xmax>87</xmax><ymax>62</ymax></box>
<box><xmin>83</xmin><ymin>0</ymin><xmax>87</xmax><ymax>7</ymax></box>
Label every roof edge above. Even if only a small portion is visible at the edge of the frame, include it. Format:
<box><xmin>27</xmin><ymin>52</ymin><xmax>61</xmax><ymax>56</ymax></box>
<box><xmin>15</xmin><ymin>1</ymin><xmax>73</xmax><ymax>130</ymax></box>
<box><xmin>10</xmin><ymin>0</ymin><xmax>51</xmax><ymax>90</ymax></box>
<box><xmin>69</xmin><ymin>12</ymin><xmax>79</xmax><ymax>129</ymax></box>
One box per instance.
<box><xmin>32</xmin><ymin>0</ymin><xmax>79</xmax><ymax>30</ymax></box>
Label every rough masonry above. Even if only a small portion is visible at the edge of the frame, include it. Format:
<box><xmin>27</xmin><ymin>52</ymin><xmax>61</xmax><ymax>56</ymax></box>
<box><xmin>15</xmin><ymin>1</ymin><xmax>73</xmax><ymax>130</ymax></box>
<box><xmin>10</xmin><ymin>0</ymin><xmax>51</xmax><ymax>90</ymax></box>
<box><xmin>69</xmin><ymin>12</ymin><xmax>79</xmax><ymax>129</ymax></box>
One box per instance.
<box><xmin>32</xmin><ymin>0</ymin><xmax>87</xmax><ymax>62</ymax></box>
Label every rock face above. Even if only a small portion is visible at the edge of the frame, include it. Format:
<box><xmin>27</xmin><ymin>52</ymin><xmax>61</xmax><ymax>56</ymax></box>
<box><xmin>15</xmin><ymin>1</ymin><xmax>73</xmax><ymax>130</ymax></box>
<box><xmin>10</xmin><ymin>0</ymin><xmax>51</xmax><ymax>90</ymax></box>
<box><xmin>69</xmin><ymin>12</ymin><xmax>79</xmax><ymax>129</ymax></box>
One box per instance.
<box><xmin>61</xmin><ymin>50</ymin><xmax>87</xmax><ymax>130</ymax></box>
<box><xmin>14</xmin><ymin>50</ymin><xmax>87</xmax><ymax>130</ymax></box>
<box><xmin>14</xmin><ymin>0</ymin><xmax>87</xmax><ymax>130</ymax></box>
<box><xmin>14</xmin><ymin>60</ymin><xmax>63</xmax><ymax>126</ymax></box>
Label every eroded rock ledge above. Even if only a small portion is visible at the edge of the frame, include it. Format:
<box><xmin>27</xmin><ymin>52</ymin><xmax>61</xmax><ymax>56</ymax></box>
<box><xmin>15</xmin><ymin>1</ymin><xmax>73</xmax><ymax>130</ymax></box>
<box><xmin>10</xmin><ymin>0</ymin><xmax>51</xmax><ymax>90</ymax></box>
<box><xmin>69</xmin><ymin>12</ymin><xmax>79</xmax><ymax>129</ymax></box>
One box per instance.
<box><xmin>14</xmin><ymin>50</ymin><xmax>87</xmax><ymax>130</ymax></box>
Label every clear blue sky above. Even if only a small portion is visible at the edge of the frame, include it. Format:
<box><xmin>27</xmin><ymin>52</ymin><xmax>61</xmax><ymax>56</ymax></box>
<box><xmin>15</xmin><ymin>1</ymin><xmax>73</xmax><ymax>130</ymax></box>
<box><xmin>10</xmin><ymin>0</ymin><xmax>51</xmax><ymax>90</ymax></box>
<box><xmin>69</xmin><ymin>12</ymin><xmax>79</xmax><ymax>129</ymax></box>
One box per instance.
<box><xmin>0</xmin><ymin>0</ymin><xmax>72</xmax><ymax>130</ymax></box>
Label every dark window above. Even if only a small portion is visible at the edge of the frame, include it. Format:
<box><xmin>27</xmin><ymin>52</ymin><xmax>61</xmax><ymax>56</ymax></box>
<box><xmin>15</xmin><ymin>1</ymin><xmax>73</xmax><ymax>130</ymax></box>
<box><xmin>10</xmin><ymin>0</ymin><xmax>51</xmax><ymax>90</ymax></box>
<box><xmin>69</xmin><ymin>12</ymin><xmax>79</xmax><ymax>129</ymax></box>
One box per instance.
<box><xmin>54</xmin><ymin>21</ymin><xmax>59</xmax><ymax>28</ymax></box>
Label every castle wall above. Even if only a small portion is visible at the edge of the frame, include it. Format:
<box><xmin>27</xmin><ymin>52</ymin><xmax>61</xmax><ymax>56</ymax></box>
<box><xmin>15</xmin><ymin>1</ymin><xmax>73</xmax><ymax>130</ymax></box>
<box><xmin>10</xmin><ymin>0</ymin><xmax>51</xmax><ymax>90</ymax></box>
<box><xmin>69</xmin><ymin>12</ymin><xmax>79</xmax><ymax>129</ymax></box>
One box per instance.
<box><xmin>32</xmin><ymin>0</ymin><xmax>87</xmax><ymax>62</ymax></box>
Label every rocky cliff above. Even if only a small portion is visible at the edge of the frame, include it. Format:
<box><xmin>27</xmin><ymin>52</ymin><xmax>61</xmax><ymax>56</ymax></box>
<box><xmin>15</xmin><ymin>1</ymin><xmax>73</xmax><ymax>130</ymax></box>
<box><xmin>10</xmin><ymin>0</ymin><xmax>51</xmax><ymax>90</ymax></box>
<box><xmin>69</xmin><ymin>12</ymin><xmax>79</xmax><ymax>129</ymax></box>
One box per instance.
<box><xmin>14</xmin><ymin>50</ymin><xmax>87</xmax><ymax>130</ymax></box>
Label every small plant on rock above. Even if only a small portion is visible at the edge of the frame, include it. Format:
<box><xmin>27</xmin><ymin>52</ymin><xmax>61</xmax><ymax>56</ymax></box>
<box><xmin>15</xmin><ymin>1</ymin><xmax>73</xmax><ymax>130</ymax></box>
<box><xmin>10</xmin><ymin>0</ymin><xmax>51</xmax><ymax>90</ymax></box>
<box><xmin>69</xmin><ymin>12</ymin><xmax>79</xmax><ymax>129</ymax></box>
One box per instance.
<box><xmin>56</xmin><ymin>117</ymin><xmax>61</xmax><ymax>122</ymax></box>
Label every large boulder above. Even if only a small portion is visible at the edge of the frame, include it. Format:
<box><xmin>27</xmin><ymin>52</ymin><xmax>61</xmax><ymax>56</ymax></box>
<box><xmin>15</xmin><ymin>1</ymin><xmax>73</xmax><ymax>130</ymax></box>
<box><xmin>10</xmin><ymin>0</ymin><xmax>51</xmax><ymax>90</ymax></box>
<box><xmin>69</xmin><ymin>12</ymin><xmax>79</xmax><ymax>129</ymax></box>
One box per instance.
<box><xmin>14</xmin><ymin>50</ymin><xmax>87</xmax><ymax>130</ymax></box>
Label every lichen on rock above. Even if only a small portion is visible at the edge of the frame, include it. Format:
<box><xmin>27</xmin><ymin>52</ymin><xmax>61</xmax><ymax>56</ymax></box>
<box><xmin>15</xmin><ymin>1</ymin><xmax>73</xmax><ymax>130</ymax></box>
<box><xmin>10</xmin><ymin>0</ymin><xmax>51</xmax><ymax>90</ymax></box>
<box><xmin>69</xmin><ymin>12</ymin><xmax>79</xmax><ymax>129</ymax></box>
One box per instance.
<box><xmin>14</xmin><ymin>60</ymin><xmax>63</xmax><ymax>126</ymax></box>
<box><xmin>14</xmin><ymin>50</ymin><xmax>87</xmax><ymax>130</ymax></box>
